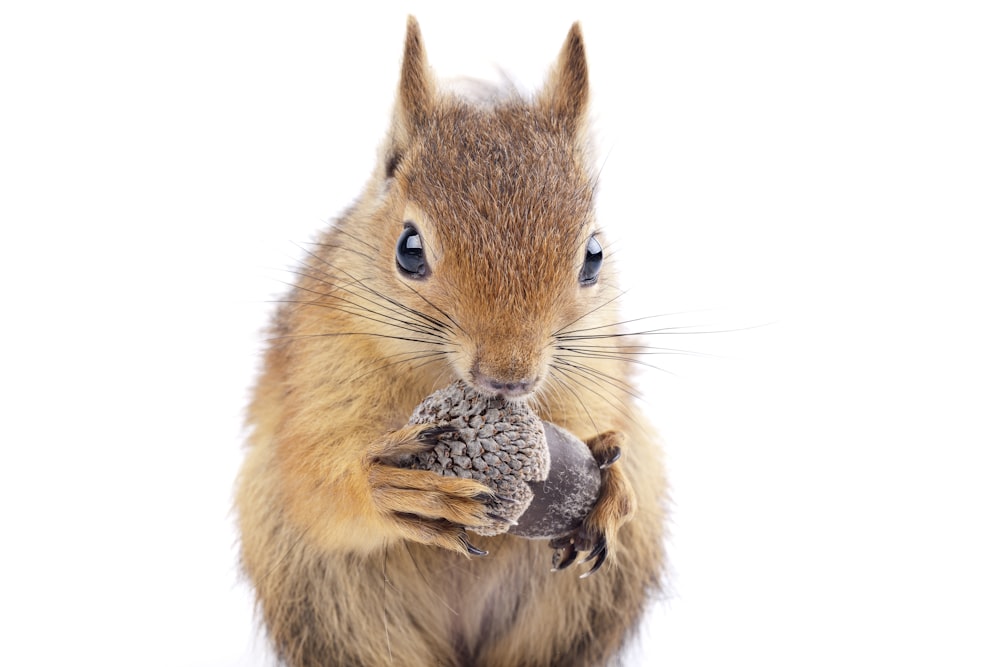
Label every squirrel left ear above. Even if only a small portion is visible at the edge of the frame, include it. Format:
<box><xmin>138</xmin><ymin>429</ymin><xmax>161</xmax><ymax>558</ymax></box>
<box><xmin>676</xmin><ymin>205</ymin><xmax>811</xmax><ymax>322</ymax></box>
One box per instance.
<box><xmin>539</xmin><ymin>23</ymin><xmax>589</xmax><ymax>132</ymax></box>
<box><xmin>385</xmin><ymin>16</ymin><xmax>435</xmax><ymax>179</ymax></box>
<box><xmin>394</xmin><ymin>16</ymin><xmax>435</xmax><ymax>133</ymax></box>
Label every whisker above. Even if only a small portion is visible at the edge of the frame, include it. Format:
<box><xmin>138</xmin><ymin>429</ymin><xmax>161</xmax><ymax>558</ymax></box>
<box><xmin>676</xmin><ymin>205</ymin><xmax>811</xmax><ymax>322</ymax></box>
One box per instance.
<box><xmin>556</xmin><ymin>343</ymin><xmax>713</xmax><ymax>357</ymax></box>
<box><xmin>557</xmin><ymin>324</ymin><xmax>755</xmax><ymax>341</ymax></box>
<box><xmin>310</xmin><ymin>224</ymin><xmax>381</xmax><ymax>254</ymax></box>
<box><xmin>294</xmin><ymin>242</ymin><xmax>454</xmax><ymax>334</ymax></box>
<box><xmin>267</xmin><ymin>331</ymin><xmax>450</xmax><ymax>347</ymax></box>
<box><xmin>555</xmin><ymin>309</ymin><xmax>716</xmax><ymax>338</ymax></box>
<box><xmin>393</xmin><ymin>276</ymin><xmax>468</xmax><ymax>338</ymax></box>
<box><xmin>273</xmin><ymin>297</ymin><xmax>446</xmax><ymax>342</ymax></box>
<box><xmin>317</xmin><ymin>269</ymin><xmax>438</xmax><ymax>327</ymax></box>
<box><xmin>401</xmin><ymin>542</ymin><xmax>459</xmax><ymax>616</ymax></box>
<box><xmin>285</xmin><ymin>272</ymin><xmax>447</xmax><ymax>339</ymax></box>
<box><xmin>549</xmin><ymin>365</ymin><xmax>639</xmax><ymax>432</ymax></box>
<box><xmin>551</xmin><ymin>358</ymin><xmax>642</xmax><ymax>408</ymax></box>
<box><xmin>547</xmin><ymin>370</ymin><xmax>600</xmax><ymax>435</ymax></box>
<box><xmin>344</xmin><ymin>350</ymin><xmax>453</xmax><ymax>386</ymax></box>
<box><xmin>555</xmin><ymin>348</ymin><xmax>682</xmax><ymax>375</ymax></box>
<box><xmin>409</xmin><ymin>352</ymin><xmax>455</xmax><ymax>375</ymax></box>
<box><xmin>550</xmin><ymin>288</ymin><xmax>629</xmax><ymax>338</ymax></box>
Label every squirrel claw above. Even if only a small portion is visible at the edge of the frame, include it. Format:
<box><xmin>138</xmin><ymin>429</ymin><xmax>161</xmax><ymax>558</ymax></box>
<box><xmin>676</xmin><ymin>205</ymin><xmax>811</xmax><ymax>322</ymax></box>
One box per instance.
<box><xmin>417</xmin><ymin>425</ymin><xmax>458</xmax><ymax>446</ymax></box>
<box><xmin>550</xmin><ymin>526</ymin><xmax>608</xmax><ymax>575</ymax></box>
<box><xmin>472</xmin><ymin>492</ymin><xmax>519</xmax><ymax>516</ymax></box>
<box><xmin>596</xmin><ymin>446</ymin><xmax>622</xmax><ymax>469</ymax></box>
<box><xmin>551</xmin><ymin>542</ymin><xmax>579</xmax><ymax>571</ymax></box>
<box><xmin>485</xmin><ymin>512</ymin><xmax>516</xmax><ymax>526</ymax></box>
<box><xmin>459</xmin><ymin>532</ymin><xmax>488</xmax><ymax>557</ymax></box>
<box><xmin>580</xmin><ymin>534</ymin><xmax>608</xmax><ymax>577</ymax></box>
<box><xmin>473</xmin><ymin>491</ymin><xmax>516</xmax><ymax>505</ymax></box>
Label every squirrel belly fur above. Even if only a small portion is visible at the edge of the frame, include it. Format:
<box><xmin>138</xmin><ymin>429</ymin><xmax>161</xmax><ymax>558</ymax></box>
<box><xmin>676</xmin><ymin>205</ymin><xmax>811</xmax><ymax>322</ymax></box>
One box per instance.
<box><xmin>236</xmin><ymin>17</ymin><xmax>668</xmax><ymax>667</ymax></box>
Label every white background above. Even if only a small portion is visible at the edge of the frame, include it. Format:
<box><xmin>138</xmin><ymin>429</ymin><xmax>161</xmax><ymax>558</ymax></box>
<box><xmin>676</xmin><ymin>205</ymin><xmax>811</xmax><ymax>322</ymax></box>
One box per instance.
<box><xmin>2</xmin><ymin>1</ymin><xmax>998</xmax><ymax>665</ymax></box>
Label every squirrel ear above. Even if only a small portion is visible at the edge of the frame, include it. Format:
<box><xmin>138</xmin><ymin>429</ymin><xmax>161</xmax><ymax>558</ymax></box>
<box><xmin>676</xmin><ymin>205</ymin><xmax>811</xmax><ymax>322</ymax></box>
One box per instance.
<box><xmin>394</xmin><ymin>16</ymin><xmax>435</xmax><ymax>132</ymax></box>
<box><xmin>539</xmin><ymin>22</ymin><xmax>589</xmax><ymax>131</ymax></box>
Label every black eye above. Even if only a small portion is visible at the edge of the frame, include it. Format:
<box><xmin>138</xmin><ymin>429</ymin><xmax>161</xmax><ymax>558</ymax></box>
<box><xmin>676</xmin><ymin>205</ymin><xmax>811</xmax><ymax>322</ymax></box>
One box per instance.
<box><xmin>396</xmin><ymin>224</ymin><xmax>427</xmax><ymax>278</ymax></box>
<box><xmin>579</xmin><ymin>235</ymin><xmax>603</xmax><ymax>285</ymax></box>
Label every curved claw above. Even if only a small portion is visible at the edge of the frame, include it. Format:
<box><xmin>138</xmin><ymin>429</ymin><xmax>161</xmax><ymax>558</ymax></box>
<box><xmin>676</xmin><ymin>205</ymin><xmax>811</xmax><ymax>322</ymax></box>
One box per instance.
<box><xmin>417</xmin><ymin>425</ymin><xmax>458</xmax><ymax>446</ymax></box>
<box><xmin>580</xmin><ymin>549</ymin><xmax>608</xmax><ymax>579</ymax></box>
<box><xmin>485</xmin><ymin>512</ymin><xmax>516</xmax><ymax>526</ymax></box>
<box><xmin>549</xmin><ymin>527</ymin><xmax>609</xmax><ymax>576</ymax></box>
<box><xmin>552</xmin><ymin>544</ymin><xmax>579</xmax><ymax>571</ymax></box>
<box><xmin>582</xmin><ymin>534</ymin><xmax>606</xmax><ymax>563</ymax></box>
<box><xmin>474</xmin><ymin>491</ymin><xmax>517</xmax><ymax>506</ymax></box>
<box><xmin>580</xmin><ymin>534</ymin><xmax>608</xmax><ymax>577</ymax></box>
<box><xmin>596</xmin><ymin>446</ymin><xmax>622</xmax><ymax>470</ymax></box>
<box><xmin>459</xmin><ymin>532</ymin><xmax>488</xmax><ymax>557</ymax></box>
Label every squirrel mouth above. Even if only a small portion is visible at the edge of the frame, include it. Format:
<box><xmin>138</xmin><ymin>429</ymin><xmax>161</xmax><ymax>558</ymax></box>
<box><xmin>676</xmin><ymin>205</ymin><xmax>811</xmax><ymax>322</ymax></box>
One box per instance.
<box><xmin>469</xmin><ymin>370</ymin><xmax>540</xmax><ymax>400</ymax></box>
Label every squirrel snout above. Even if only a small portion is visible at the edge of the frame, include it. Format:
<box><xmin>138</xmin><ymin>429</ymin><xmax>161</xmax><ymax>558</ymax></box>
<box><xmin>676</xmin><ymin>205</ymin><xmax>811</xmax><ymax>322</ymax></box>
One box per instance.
<box><xmin>470</xmin><ymin>366</ymin><xmax>539</xmax><ymax>399</ymax></box>
<box><xmin>465</xmin><ymin>333</ymin><xmax>551</xmax><ymax>399</ymax></box>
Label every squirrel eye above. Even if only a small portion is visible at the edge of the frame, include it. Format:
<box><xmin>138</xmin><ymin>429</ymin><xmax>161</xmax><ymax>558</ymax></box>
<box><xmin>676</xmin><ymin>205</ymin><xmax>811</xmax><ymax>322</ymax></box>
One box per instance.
<box><xmin>396</xmin><ymin>224</ymin><xmax>427</xmax><ymax>278</ymax></box>
<box><xmin>579</xmin><ymin>235</ymin><xmax>603</xmax><ymax>286</ymax></box>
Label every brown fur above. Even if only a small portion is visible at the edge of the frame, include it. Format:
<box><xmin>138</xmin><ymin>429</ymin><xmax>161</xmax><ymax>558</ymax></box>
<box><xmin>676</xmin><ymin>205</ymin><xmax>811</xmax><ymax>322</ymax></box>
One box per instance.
<box><xmin>236</xmin><ymin>17</ymin><xmax>667</xmax><ymax>667</ymax></box>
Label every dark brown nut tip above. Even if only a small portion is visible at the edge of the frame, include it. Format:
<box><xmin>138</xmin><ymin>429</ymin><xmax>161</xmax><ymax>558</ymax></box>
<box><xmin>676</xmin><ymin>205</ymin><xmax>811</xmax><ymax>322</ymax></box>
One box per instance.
<box><xmin>508</xmin><ymin>422</ymin><xmax>601</xmax><ymax>540</ymax></box>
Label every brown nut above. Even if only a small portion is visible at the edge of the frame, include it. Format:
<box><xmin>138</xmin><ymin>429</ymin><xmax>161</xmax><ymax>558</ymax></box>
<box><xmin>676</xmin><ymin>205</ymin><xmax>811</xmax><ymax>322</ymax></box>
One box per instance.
<box><xmin>406</xmin><ymin>381</ymin><xmax>600</xmax><ymax>538</ymax></box>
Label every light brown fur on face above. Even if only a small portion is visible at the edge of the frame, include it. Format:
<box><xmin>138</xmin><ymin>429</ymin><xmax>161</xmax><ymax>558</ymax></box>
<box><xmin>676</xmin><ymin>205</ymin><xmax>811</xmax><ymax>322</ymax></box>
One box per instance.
<box><xmin>236</xmin><ymin>16</ymin><xmax>667</xmax><ymax>667</ymax></box>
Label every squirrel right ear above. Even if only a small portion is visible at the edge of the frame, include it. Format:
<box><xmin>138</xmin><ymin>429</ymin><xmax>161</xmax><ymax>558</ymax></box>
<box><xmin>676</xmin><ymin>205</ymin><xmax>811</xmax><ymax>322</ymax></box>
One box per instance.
<box><xmin>393</xmin><ymin>16</ymin><xmax>435</xmax><ymax>137</ymax></box>
<box><xmin>539</xmin><ymin>22</ymin><xmax>589</xmax><ymax>133</ymax></box>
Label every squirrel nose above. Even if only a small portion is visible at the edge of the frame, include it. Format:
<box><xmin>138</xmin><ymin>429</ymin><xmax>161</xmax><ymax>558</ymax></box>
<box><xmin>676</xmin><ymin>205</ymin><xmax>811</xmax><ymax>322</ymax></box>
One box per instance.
<box><xmin>471</xmin><ymin>369</ymin><xmax>538</xmax><ymax>398</ymax></box>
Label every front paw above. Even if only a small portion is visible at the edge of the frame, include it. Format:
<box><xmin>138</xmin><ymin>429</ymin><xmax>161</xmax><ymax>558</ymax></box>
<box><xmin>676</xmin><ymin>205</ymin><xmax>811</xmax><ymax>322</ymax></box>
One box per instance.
<box><xmin>367</xmin><ymin>424</ymin><xmax>506</xmax><ymax>556</ymax></box>
<box><xmin>549</xmin><ymin>430</ymin><xmax>636</xmax><ymax>577</ymax></box>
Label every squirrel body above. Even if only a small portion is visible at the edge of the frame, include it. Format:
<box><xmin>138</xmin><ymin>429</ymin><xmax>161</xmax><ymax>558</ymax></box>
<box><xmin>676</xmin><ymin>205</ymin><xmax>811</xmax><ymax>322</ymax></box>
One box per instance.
<box><xmin>237</xmin><ymin>18</ymin><xmax>667</xmax><ymax>666</ymax></box>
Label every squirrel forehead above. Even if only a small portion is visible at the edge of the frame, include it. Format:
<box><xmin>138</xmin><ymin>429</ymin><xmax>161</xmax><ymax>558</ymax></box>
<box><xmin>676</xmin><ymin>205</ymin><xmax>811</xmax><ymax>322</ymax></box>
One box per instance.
<box><xmin>401</xmin><ymin>102</ymin><xmax>595</xmax><ymax>240</ymax></box>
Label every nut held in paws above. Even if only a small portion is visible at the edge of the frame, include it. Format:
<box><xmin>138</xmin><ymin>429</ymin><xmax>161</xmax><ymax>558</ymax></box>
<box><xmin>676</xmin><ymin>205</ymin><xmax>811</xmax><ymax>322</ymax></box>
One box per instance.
<box><xmin>509</xmin><ymin>422</ymin><xmax>601</xmax><ymax>539</ymax></box>
<box><xmin>406</xmin><ymin>381</ymin><xmax>600</xmax><ymax>538</ymax></box>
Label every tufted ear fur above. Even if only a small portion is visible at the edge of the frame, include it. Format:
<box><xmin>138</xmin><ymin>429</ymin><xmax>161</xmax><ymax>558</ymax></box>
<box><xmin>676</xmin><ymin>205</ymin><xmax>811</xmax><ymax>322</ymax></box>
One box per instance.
<box><xmin>393</xmin><ymin>16</ymin><xmax>434</xmax><ymax>137</ymax></box>
<box><xmin>539</xmin><ymin>22</ymin><xmax>589</xmax><ymax>132</ymax></box>
<box><xmin>384</xmin><ymin>16</ymin><xmax>435</xmax><ymax>179</ymax></box>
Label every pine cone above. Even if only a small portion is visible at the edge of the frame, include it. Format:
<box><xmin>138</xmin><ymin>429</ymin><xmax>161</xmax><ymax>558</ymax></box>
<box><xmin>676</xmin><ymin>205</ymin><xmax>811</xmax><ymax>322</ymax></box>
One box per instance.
<box><xmin>407</xmin><ymin>381</ymin><xmax>600</xmax><ymax>538</ymax></box>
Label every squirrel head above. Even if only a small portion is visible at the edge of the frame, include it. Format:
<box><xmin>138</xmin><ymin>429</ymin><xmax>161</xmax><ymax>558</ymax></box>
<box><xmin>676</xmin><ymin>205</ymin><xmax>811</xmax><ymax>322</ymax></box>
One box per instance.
<box><xmin>338</xmin><ymin>18</ymin><xmax>617</xmax><ymax>401</ymax></box>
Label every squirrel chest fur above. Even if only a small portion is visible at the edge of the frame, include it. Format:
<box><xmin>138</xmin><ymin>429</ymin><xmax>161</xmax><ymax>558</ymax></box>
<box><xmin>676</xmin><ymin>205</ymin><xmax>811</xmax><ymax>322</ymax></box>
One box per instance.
<box><xmin>236</xmin><ymin>17</ymin><xmax>667</xmax><ymax>667</ymax></box>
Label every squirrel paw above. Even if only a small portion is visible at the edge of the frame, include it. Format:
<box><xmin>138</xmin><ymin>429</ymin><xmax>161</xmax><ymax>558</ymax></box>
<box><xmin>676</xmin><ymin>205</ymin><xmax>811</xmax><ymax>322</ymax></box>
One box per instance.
<box><xmin>549</xmin><ymin>430</ymin><xmax>635</xmax><ymax>577</ymax></box>
<box><xmin>549</xmin><ymin>523</ymin><xmax>608</xmax><ymax>577</ymax></box>
<box><xmin>367</xmin><ymin>424</ymin><xmax>501</xmax><ymax>556</ymax></box>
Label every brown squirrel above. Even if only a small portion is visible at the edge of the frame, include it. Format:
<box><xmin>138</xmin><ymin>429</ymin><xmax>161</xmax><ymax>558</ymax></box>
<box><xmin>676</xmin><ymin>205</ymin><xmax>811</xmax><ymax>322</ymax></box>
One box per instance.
<box><xmin>236</xmin><ymin>17</ymin><xmax>667</xmax><ymax>667</ymax></box>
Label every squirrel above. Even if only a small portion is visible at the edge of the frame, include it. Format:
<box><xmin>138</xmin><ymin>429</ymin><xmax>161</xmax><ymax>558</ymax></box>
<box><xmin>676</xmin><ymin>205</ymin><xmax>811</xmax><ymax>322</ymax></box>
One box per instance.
<box><xmin>236</xmin><ymin>17</ymin><xmax>667</xmax><ymax>667</ymax></box>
